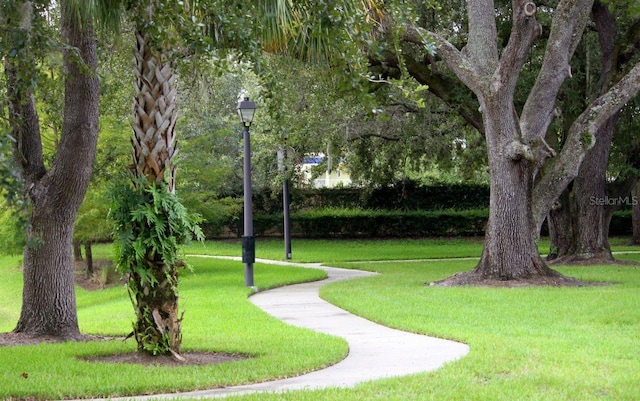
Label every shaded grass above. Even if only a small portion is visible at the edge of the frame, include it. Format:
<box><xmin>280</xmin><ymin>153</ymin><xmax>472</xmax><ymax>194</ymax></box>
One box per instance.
<box><xmin>0</xmin><ymin>257</ymin><xmax>346</xmax><ymax>400</ymax></box>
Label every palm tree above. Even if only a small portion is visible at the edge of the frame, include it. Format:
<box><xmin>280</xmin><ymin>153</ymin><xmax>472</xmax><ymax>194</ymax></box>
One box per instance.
<box><xmin>112</xmin><ymin>0</ymin><xmax>200</xmax><ymax>358</ymax></box>
<box><xmin>116</xmin><ymin>0</ymin><xmax>372</xmax><ymax>358</ymax></box>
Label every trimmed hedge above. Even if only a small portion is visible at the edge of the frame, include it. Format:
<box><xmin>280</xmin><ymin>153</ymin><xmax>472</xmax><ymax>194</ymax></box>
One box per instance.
<box><xmin>250</xmin><ymin>182</ymin><xmax>490</xmax><ymax>214</ymax></box>
<box><xmin>610</xmin><ymin>210</ymin><xmax>632</xmax><ymax>235</ymax></box>
<box><xmin>365</xmin><ymin>182</ymin><xmax>489</xmax><ymax>211</ymax></box>
<box><xmin>215</xmin><ymin>208</ymin><xmax>489</xmax><ymax>238</ymax></box>
<box><xmin>287</xmin><ymin>209</ymin><xmax>488</xmax><ymax>238</ymax></box>
<box><xmin>202</xmin><ymin>207</ymin><xmax>634</xmax><ymax>239</ymax></box>
<box><xmin>200</xmin><ymin>177</ymin><xmax>635</xmax><ymax>238</ymax></box>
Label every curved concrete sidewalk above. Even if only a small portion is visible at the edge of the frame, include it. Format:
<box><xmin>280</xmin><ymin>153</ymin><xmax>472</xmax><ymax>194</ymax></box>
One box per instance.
<box><xmin>90</xmin><ymin>258</ymin><xmax>469</xmax><ymax>400</ymax></box>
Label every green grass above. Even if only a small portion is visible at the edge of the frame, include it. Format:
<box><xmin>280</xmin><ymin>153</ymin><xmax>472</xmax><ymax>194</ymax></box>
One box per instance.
<box><xmin>183</xmin><ymin>237</ymin><xmax>487</xmax><ymax>262</ymax></box>
<box><xmin>2</xmin><ymin>238</ymin><xmax>640</xmax><ymax>400</ymax></box>
<box><xmin>315</xmin><ymin>260</ymin><xmax>639</xmax><ymax>401</ymax></box>
<box><xmin>0</xmin><ymin>256</ymin><xmax>346</xmax><ymax>400</ymax></box>
<box><xmin>185</xmin><ymin>239</ymin><xmax>640</xmax><ymax>401</ymax></box>
<box><xmin>183</xmin><ymin>236</ymin><xmax>640</xmax><ymax>263</ymax></box>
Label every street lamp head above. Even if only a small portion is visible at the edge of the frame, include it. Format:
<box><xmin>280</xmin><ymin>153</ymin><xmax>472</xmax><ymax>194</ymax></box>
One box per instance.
<box><xmin>237</xmin><ymin>97</ymin><xmax>257</xmax><ymax>127</ymax></box>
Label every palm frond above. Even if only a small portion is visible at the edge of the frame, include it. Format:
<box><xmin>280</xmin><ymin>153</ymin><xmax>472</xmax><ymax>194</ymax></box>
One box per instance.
<box><xmin>61</xmin><ymin>0</ymin><xmax>125</xmax><ymax>32</ymax></box>
<box><xmin>259</xmin><ymin>0</ymin><xmax>379</xmax><ymax>65</ymax></box>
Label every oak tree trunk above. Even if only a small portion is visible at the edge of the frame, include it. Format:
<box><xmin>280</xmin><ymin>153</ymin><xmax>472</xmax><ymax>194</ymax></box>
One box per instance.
<box><xmin>476</xmin><ymin>159</ymin><xmax>554</xmax><ymax>280</ymax></box>
<box><xmin>16</xmin><ymin>206</ymin><xmax>81</xmax><ymax>338</ymax></box>
<box><xmin>436</xmin><ymin>96</ymin><xmax>564</xmax><ymax>285</ymax></box>
<box><xmin>545</xmin><ymin>2</ymin><xmax>622</xmax><ymax>264</ymax></box>
<box><xmin>12</xmin><ymin>6</ymin><xmax>99</xmax><ymax>338</ymax></box>
<box><xmin>564</xmin><ymin>116</ymin><xmax>617</xmax><ymax>262</ymax></box>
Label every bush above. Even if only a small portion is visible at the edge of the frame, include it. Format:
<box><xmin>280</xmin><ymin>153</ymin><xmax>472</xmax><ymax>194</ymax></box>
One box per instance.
<box><xmin>252</xmin><ymin>208</ymin><xmax>488</xmax><ymax>238</ymax></box>
<box><xmin>247</xmin><ymin>182</ymin><xmax>490</xmax><ymax>214</ymax></box>
<box><xmin>610</xmin><ymin>210</ymin><xmax>632</xmax><ymax>235</ymax></box>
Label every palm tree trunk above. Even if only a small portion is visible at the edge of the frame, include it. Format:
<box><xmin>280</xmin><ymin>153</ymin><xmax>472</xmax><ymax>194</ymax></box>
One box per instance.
<box><xmin>127</xmin><ymin>14</ymin><xmax>182</xmax><ymax>356</ymax></box>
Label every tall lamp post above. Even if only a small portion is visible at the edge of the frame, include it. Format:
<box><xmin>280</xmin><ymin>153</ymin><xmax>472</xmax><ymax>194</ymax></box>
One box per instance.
<box><xmin>278</xmin><ymin>146</ymin><xmax>292</xmax><ymax>260</ymax></box>
<box><xmin>237</xmin><ymin>97</ymin><xmax>257</xmax><ymax>287</ymax></box>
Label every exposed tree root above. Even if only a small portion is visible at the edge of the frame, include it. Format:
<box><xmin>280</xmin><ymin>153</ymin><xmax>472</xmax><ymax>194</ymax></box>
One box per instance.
<box><xmin>428</xmin><ymin>269</ymin><xmax>604</xmax><ymax>288</ymax></box>
<box><xmin>548</xmin><ymin>254</ymin><xmax>637</xmax><ymax>266</ymax></box>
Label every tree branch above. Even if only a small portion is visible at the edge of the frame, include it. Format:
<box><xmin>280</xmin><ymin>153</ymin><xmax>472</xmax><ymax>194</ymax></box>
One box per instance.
<box><xmin>492</xmin><ymin>1</ymin><xmax>542</xmax><ymax>96</ymax></box>
<box><xmin>401</xmin><ymin>53</ymin><xmax>485</xmax><ymax>135</ymax></box>
<box><xmin>465</xmin><ymin>0</ymin><xmax>499</xmax><ymax>75</ymax></box>
<box><xmin>3</xmin><ymin>60</ymin><xmax>46</xmax><ymax>188</ymax></box>
<box><xmin>521</xmin><ymin>0</ymin><xmax>594</xmax><ymax>143</ymax></box>
<box><xmin>533</xmin><ymin>62</ymin><xmax>640</xmax><ymax>228</ymax></box>
<box><xmin>408</xmin><ymin>26</ymin><xmax>486</xmax><ymax>96</ymax></box>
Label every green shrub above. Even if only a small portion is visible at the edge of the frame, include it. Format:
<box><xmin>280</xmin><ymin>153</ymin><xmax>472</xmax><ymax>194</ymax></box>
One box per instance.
<box><xmin>610</xmin><ymin>210</ymin><xmax>632</xmax><ymax>235</ymax></box>
<box><xmin>251</xmin><ymin>208</ymin><xmax>488</xmax><ymax>238</ymax></box>
<box><xmin>245</xmin><ymin>182</ymin><xmax>490</xmax><ymax>215</ymax></box>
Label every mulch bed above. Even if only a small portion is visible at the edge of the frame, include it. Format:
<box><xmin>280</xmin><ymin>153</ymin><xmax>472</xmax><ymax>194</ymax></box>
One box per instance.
<box><xmin>83</xmin><ymin>351</ymin><xmax>249</xmax><ymax>366</ymax></box>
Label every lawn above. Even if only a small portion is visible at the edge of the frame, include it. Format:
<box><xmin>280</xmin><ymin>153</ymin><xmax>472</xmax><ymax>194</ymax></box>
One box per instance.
<box><xmin>1</xmin><ymin>238</ymin><xmax>639</xmax><ymax>400</ymax></box>
<box><xmin>182</xmin><ymin>236</ymin><xmax>640</xmax><ymax>262</ymax></box>
<box><xmin>0</xmin><ymin>255</ymin><xmax>345</xmax><ymax>400</ymax></box>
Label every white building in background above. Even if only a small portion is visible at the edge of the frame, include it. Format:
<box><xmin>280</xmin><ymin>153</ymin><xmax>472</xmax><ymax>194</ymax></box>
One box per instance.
<box><xmin>301</xmin><ymin>153</ymin><xmax>351</xmax><ymax>188</ymax></box>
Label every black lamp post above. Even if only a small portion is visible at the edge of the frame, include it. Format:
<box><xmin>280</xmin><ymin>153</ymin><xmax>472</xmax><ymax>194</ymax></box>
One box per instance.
<box><xmin>237</xmin><ymin>97</ymin><xmax>257</xmax><ymax>287</ymax></box>
<box><xmin>278</xmin><ymin>146</ymin><xmax>292</xmax><ymax>260</ymax></box>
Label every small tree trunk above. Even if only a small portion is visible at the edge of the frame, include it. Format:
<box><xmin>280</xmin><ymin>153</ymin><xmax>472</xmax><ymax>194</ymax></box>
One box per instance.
<box><xmin>559</xmin><ymin>116</ymin><xmax>618</xmax><ymax>263</ymax></box>
<box><xmin>633</xmin><ymin>182</ymin><xmax>640</xmax><ymax>245</ymax></box>
<box><xmin>547</xmin><ymin>189</ymin><xmax>573</xmax><ymax>260</ymax></box>
<box><xmin>84</xmin><ymin>242</ymin><xmax>93</xmax><ymax>278</ymax></box>
<box><xmin>73</xmin><ymin>241</ymin><xmax>83</xmax><ymax>261</ymax></box>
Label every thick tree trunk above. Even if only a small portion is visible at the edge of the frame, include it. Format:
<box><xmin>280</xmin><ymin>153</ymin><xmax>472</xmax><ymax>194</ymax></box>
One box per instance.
<box><xmin>435</xmin><ymin>98</ymin><xmax>568</xmax><ymax>285</ymax></box>
<box><xmin>16</xmin><ymin>206</ymin><xmax>81</xmax><ymax>338</ymax></box>
<box><xmin>549</xmin><ymin>115</ymin><xmax>619</xmax><ymax>264</ymax></box>
<box><xmin>547</xmin><ymin>3</ymin><xmax>619</xmax><ymax>263</ymax></box>
<box><xmin>475</xmin><ymin>157</ymin><xmax>554</xmax><ymax>280</ymax></box>
<box><xmin>483</xmin><ymin>100</ymin><xmax>540</xmax><ymax>279</ymax></box>
<box><xmin>567</xmin><ymin>117</ymin><xmax>616</xmax><ymax>261</ymax></box>
<box><xmin>12</xmin><ymin>6</ymin><xmax>99</xmax><ymax>338</ymax></box>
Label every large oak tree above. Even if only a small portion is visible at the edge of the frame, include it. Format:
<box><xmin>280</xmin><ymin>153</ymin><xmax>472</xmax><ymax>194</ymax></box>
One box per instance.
<box><xmin>376</xmin><ymin>1</ymin><xmax>640</xmax><ymax>267</ymax></box>
<box><xmin>406</xmin><ymin>0</ymin><xmax>640</xmax><ymax>284</ymax></box>
<box><xmin>2</xmin><ymin>1</ymin><xmax>99</xmax><ymax>338</ymax></box>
